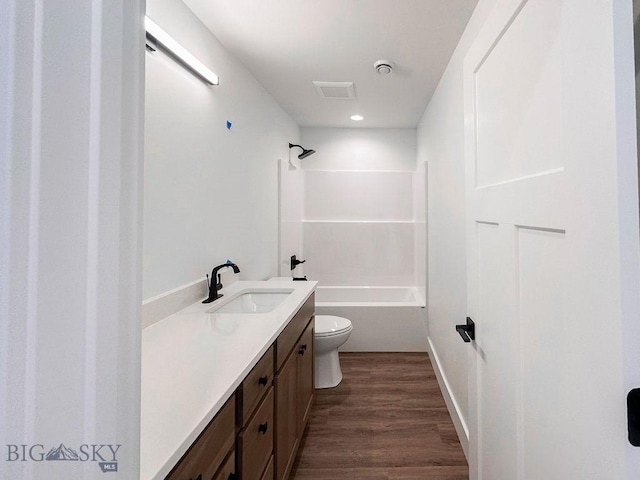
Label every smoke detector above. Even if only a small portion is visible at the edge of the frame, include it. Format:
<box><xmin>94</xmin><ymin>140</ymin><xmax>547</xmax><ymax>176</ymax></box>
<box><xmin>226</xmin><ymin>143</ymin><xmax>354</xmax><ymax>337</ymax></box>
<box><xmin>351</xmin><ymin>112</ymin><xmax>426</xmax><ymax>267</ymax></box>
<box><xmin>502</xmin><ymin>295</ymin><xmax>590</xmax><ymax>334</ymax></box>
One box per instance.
<box><xmin>374</xmin><ymin>60</ymin><xmax>394</xmax><ymax>75</ymax></box>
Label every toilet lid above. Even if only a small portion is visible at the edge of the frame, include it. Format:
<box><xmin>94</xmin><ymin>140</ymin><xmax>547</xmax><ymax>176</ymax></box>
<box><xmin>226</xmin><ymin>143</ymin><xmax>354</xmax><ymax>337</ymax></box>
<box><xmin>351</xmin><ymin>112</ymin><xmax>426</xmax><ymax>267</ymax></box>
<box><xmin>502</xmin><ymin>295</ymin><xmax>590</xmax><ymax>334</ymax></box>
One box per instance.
<box><xmin>315</xmin><ymin>315</ymin><xmax>352</xmax><ymax>337</ymax></box>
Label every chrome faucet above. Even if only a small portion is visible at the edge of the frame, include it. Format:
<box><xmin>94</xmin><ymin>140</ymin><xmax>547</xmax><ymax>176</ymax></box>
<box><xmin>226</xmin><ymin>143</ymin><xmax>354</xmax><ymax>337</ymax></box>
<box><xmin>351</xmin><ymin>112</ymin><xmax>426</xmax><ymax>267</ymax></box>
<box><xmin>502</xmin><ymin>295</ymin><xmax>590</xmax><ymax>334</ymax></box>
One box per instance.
<box><xmin>203</xmin><ymin>262</ymin><xmax>240</xmax><ymax>303</ymax></box>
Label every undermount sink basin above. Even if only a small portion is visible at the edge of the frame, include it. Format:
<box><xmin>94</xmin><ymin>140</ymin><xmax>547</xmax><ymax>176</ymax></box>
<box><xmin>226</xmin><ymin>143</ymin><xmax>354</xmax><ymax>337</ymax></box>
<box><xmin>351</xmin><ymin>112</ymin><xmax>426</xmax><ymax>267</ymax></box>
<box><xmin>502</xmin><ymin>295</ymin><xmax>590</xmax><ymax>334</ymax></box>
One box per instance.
<box><xmin>209</xmin><ymin>290</ymin><xmax>293</xmax><ymax>314</ymax></box>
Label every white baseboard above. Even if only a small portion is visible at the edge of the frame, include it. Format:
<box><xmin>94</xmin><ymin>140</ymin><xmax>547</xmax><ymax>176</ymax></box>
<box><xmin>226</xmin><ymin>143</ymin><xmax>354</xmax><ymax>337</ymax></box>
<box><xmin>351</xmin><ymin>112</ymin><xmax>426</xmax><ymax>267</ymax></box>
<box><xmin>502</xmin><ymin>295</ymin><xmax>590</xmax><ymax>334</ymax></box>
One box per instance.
<box><xmin>141</xmin><ymin>279</ymin><xmax>208</xmax><ymax>329</ymax></box>
<box><xmin>427</xmin><ymin>336</ymin><xmax>469</xmax><ymax>460</ymax></box>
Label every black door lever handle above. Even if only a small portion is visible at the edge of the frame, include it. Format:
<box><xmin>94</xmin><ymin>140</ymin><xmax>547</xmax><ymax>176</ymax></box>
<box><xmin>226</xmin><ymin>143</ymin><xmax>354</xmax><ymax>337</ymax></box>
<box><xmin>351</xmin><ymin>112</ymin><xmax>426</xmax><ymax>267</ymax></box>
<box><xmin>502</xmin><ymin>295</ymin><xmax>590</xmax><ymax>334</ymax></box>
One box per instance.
<box><xmin>628</xmin><ymin>388</ymin><xmax>640</xmax><ymax>446</ymax></box>
<box><xmin>455</xmin><ymin>317</ymin><xmax>475</xmax><ymax>343</ymax></box>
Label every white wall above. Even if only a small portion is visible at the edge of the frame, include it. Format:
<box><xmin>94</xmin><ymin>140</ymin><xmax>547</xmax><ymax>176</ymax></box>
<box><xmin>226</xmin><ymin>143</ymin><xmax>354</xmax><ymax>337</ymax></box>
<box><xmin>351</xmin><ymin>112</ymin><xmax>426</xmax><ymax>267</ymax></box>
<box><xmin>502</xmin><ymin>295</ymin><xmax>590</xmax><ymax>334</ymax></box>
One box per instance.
<box><xmin>301</xmin><ymin>127</ymin><xmax>417</xmax><ymax>171</ymax></box>
<box><xmin>299</xmin><ymin>128</ymin><xmax>420</xmax><ymax>287</ymax></box>
<box><xmin>143</xmin><ymin>0</ymin><xmax>299</xmax><ymax>299</ymax></box>
<box><xmin>417</xmin><ymin>0</ymin><xmax>498</xmax><ymax>454</ymax></box>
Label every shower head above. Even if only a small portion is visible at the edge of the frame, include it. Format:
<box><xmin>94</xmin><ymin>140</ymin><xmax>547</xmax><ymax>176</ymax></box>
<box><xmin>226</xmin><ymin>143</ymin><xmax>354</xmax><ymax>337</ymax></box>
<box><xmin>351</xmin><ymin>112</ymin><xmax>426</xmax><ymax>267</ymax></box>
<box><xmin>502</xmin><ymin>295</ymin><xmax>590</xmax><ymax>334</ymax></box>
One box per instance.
<box><xmin>289</xmin><ymin>143</ymin><xmax>316</xmax><ymax>160</ymax></box>
<box><xmin>298</xmin><ymin>148</ymin><xmax>316</xmax><ymax>159</ymax></box>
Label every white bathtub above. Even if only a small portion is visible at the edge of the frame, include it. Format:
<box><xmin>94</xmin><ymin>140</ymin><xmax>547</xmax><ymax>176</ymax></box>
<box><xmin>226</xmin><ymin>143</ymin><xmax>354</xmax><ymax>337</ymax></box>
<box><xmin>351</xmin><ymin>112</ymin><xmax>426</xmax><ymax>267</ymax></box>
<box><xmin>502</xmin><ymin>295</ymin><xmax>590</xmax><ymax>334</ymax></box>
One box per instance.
<box><xmin>314</xmin><ymin>286</ymin><xmax>427</xmax><ymax>352</ymax></box>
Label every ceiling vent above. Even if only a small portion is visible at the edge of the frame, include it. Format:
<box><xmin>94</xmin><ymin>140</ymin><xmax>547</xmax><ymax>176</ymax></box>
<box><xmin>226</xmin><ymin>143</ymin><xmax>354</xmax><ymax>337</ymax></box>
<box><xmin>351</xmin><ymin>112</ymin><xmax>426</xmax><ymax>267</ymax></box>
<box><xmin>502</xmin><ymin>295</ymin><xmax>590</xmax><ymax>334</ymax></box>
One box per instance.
<box><xmin>312</xmin><ymin>81</ymin><xmax>355</xmax><ymax>99</ymax></box>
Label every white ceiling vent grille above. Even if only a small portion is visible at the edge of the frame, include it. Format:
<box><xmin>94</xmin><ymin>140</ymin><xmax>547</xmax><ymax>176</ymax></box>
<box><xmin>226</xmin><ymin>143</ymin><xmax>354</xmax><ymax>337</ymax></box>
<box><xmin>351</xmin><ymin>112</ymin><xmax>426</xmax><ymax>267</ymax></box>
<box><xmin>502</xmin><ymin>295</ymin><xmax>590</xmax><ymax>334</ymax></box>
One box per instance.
<box><xmin>312</xmin><ymin>81</ymin><xmax>355</xmax><ymax>99</ymax></box>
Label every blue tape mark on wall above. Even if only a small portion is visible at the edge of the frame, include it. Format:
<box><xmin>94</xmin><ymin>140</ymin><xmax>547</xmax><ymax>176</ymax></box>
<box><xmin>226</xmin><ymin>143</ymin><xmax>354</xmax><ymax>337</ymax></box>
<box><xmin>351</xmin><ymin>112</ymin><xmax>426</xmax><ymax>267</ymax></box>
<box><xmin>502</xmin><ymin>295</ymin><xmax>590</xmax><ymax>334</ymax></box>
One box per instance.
<box><xmin>226</xmin><ymin>121</ymin><xmax>232</xmax><ymax>130</ymax></box>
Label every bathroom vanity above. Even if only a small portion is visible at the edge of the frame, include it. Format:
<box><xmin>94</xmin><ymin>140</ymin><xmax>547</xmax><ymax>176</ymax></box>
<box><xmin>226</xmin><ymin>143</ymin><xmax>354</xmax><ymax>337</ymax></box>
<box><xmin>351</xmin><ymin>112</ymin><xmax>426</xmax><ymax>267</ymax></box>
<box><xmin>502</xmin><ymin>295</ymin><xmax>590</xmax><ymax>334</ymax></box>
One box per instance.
<box><xmin>140</xmin><ymin>280</ymin><xmax>316</xmax><ymax>480</ymax></box>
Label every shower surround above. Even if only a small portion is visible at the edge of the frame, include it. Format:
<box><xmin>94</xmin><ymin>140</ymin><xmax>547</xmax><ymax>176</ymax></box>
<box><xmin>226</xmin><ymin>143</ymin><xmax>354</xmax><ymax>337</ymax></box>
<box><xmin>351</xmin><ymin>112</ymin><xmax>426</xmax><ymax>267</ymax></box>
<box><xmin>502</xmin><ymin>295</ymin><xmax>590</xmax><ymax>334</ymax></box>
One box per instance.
<box><xmin>286</xmin><ymin>127</ymin><xmax>427</xmax><ymax>352</ymax></box>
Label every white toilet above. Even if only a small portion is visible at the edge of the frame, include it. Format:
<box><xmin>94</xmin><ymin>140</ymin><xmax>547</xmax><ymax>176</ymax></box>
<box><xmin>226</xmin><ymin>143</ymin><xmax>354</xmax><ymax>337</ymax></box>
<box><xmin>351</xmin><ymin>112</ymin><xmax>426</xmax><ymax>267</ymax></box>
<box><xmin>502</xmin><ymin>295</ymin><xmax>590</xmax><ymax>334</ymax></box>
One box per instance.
<box><xmin>314</xmin><ymin>315</ymin><xmax>353</xmax><ymax>389</ymax></box>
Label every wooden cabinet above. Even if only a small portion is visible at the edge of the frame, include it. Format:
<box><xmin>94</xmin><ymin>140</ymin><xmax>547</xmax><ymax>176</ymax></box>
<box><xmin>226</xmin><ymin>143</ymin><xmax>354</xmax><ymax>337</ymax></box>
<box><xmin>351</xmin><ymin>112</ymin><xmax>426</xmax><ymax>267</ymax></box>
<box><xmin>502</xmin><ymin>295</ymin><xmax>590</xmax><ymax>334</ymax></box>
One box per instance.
<box><xmin>212</xmin><ymin>451</ymin><xmax>236</xmax><ymax>480</ymax></box>
<box><xmin>166</xmin><ymin>293</ymin><xmax>314</xmax><ymax>480</ymax></box>
<box><xmin>296</xmin><ymin>321</ymin><xmax>314</xmax><ymax>434</ymax></box>
<box><xmin>276</xmin><ymin>295</ymin><xmax>315</xmax><ymax>369</ymax></box>
<box><xmin>239</xmin><ymin>345</ymin><xmax>274</xmax><ymax>424</ymax></box>
<box><xmin>259</xmin><ymin>456</ymin><xmax>274</xmax><ymax>480</ymax></box>
<box><xmin>274</xmin><ymin>295</ymin><xmax>315</xmax><ymax>480</ymax></box>
<box><xmin>274</xmin><ymin>346</ymin><xmax>298</xmax><ymax>480</ymax></box>
<box><xmin>165</xmin><ymin>394</ymin><xmax>236</xmax><ymax>480</ymax></box>
<box><xmin>238</xmin><ymin>388</ymin><xmax>274</xmax><ymax>480</ymax></box>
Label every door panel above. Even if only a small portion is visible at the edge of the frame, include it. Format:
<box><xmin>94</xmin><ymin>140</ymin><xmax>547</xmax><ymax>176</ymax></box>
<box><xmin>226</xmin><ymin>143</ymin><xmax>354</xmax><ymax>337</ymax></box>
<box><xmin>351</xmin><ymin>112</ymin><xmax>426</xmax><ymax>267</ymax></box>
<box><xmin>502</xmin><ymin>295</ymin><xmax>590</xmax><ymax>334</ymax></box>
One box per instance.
<box><xmin>518</xmin><ymin>227</ymin><xmax>570</xmax><ymax>479</ymax></box>
<box><xmin>475</xmin><ymin>222</ymin><xmax>518</xmax><ymax>480</ymax></box>
<box><xmin>474</xmin><ymin>0</ymin><xmax>563</xmax><ymax>187</ymax></box>
<box><xmin>465</xmin><ymin>0</ymin><xmax>640</xmax><ymax>479</ymax></box>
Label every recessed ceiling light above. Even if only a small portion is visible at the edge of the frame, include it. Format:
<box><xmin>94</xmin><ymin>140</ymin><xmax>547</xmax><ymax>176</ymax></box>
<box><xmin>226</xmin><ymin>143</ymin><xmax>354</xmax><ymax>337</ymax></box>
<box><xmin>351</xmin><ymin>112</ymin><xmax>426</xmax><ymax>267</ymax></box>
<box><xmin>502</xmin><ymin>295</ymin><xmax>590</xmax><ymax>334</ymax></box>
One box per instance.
<box><xmin>350</xmin><ymin>115</ymin><xmax>364</xmax><ymax>121</ymax></box>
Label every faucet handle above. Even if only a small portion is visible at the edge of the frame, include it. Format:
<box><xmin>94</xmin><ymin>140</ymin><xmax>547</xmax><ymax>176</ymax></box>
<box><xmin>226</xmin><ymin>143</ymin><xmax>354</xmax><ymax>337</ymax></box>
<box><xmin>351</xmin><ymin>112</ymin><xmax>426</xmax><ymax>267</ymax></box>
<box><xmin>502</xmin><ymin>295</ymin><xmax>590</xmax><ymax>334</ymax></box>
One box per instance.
<box><xmin>290</xmin><ymin>255</ymin><xmax>306</xmax><ymax>270</ymax></box>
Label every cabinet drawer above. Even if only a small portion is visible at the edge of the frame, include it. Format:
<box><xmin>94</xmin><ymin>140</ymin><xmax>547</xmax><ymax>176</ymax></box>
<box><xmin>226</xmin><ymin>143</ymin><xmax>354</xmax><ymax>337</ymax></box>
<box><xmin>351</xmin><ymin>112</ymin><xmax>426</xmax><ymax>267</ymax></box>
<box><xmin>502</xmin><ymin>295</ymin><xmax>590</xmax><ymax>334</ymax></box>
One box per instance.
<box><xmin>212</xmin><ymin>450</ymin><xmax>236</xmax><ymax>480</ymax></box>
<box><xmin>239</xmin><ymin>345</ymin><xmax>274</xmax><ymax>425</ymax></box>
<box><xmin>276</xmin><ymin>294</ymin><xmax>314</xmax><ymax>370</ymax></box>
<box><xmin>166</xmin><ymin>394</ymin><xmax>235</xmax><ymax>480</ymax></box>
<box><xmin>239</xmin><ymin>388</ymin><xmax>274</xmax><ymax>480</ymax></box>
<box><xmin>259</xmin><ymin>455</ymin><xmax>274</xmax><ymax>480</ymax></box>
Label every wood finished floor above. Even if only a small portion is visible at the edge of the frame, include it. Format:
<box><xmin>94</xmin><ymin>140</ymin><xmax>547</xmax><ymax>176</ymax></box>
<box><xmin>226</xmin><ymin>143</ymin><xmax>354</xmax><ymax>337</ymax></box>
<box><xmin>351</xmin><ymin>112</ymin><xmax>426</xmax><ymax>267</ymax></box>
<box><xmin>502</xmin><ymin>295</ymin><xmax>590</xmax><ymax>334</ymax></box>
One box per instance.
<box><xmin>290</xmin><ymin>353</ymin><xmax>468</xmax><ymax>480</ymax></box>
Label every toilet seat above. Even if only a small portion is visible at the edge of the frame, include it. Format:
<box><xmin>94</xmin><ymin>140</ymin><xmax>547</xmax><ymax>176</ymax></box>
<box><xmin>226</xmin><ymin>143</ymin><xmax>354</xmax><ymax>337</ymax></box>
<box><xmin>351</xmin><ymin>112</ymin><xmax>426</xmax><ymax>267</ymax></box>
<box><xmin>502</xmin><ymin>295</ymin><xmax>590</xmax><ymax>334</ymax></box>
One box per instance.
<box><xmin>315</xmin><ymin>315</ymin><xmax>352</xmax><ymax>337</ymax></box>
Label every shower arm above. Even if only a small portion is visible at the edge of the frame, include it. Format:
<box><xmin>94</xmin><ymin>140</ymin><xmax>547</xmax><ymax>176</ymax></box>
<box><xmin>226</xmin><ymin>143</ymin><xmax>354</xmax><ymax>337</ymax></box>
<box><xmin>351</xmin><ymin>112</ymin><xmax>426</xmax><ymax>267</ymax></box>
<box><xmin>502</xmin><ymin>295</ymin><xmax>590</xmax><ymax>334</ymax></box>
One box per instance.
<box><xmin>288</xmin><ymin>142</ymin><xmax>316</xmax><ymax>159</ymax></box>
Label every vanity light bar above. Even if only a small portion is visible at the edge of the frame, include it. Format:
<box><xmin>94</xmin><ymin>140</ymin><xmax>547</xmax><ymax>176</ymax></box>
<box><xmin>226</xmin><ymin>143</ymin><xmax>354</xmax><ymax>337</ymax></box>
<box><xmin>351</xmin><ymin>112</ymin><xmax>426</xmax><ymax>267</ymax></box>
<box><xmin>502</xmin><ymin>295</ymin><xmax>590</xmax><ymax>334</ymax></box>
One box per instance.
<box><xmin>145</xmin><ymin>16</ymin><xmax>220</xmax><ymax>86</ymax></box>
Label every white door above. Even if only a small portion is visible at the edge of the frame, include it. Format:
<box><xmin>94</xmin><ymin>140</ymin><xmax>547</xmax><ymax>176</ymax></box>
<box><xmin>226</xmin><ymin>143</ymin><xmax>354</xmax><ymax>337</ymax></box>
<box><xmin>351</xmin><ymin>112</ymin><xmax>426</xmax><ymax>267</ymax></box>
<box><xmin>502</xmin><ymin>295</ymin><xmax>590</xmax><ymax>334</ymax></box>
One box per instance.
<box><xmin>464</xmin><ymin>0</ymin><xmax>640</xmax><ymax>479</ymax></box>
<box><xmin>1</xmin><ymin>2</ymin><xmax>144</xmax><ymax>479</ymax></box>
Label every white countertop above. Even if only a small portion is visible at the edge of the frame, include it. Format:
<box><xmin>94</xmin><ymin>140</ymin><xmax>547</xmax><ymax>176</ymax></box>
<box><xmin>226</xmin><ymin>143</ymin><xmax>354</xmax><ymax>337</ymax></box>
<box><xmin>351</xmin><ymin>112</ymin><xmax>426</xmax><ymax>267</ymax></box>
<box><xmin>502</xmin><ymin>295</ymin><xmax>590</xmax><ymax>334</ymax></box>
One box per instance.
<box><xmin>140</xmin><ymin>280</ymin><xmax>316</xmax><ymax>480</ymax></box>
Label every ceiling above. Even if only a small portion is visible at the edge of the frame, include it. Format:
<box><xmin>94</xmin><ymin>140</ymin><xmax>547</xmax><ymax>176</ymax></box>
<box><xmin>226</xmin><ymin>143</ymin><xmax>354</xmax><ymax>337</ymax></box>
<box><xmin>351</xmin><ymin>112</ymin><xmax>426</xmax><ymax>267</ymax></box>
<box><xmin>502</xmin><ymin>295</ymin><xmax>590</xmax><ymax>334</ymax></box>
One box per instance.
<box><xmin>182</xmin><ymin>0</ymin><xmax>478</xmax><ymax>128</ymax></box>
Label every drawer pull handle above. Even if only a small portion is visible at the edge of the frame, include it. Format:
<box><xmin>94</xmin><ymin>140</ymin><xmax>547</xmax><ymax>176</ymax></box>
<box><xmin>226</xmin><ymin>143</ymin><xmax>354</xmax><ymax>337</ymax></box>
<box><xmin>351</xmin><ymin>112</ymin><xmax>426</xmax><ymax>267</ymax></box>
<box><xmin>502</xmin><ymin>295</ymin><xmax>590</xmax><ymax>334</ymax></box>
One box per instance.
<box><xmin>258</xmin><ymin>422</ymin><xmax>269</xmax><ymax>434</ymax></box>
<box><xmin>298</xmin><ymin>346</ymin><xmax>305</xmax><ymax>356</ymax></box>
<box><xmin>258</xmin><ymin>376</ymin><xmax>268</xmax><ymax>386</ymax></box>
<box><xmin>227</xmin><ymin>474</ymin><xmax>237</xmax><ymax>480</ymax></box>
<box><xmin>301</xmin><ymin>343</ymin><xmax>308</xmax><ymax>351</ymax></box>
<box><xmin>193</xmin><ymin>475</ymin><xmax>202</xmax><ymax>480</ymax></box>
